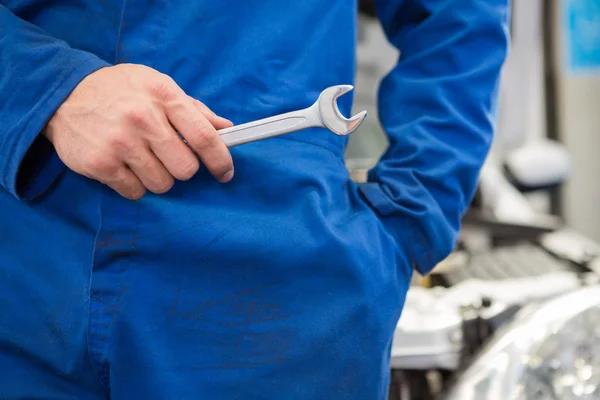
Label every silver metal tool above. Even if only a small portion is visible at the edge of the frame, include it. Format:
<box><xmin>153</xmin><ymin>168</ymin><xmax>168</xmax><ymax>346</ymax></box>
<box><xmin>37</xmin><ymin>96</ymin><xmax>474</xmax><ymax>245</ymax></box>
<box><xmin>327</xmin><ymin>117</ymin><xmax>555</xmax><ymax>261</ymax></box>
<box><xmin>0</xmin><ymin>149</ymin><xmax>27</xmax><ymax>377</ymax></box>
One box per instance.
<box><xmin>216</xmin><ymin>85</ymin><xmax>367</xmax><ymax>147</ymax></box>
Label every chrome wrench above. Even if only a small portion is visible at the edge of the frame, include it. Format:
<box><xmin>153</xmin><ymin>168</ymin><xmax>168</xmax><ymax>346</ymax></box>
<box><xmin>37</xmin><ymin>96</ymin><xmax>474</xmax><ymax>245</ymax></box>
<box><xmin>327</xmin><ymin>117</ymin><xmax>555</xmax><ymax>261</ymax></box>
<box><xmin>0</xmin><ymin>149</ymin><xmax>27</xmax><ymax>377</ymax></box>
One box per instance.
<box><xmin>216</xmin><ymin>85</ymin><xmax>367</xmax><ymax>147</ymax></box>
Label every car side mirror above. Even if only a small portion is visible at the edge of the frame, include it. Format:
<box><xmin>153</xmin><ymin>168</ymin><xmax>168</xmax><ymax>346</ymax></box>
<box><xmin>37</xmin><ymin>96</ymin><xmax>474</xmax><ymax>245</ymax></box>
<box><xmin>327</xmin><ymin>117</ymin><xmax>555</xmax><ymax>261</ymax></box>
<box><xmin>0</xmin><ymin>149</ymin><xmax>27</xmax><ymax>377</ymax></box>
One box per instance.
<box><xmin>504</xmin><ymin>139</ymin><xmax>571</xmax><ymax>192</ymax></box>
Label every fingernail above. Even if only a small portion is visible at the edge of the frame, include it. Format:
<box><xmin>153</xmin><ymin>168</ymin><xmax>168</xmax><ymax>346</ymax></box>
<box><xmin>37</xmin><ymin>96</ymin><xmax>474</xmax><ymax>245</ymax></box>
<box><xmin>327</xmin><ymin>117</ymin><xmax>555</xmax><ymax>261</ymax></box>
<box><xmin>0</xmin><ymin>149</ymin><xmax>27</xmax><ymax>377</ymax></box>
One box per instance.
<box><xmin>220</xmin><ymin>169</ymin><xmax>234</xmax><ymax>183</ymax></box>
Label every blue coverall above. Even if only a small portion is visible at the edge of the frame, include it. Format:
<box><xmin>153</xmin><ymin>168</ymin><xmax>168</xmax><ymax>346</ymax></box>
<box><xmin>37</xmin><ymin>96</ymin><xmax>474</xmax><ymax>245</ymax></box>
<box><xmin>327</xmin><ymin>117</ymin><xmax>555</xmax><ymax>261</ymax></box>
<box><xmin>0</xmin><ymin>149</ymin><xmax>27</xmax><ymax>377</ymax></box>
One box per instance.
<box><xmin>0</xmin><ymin>1</ymin><xmax>509</xmax><ymax>398</ymax></box>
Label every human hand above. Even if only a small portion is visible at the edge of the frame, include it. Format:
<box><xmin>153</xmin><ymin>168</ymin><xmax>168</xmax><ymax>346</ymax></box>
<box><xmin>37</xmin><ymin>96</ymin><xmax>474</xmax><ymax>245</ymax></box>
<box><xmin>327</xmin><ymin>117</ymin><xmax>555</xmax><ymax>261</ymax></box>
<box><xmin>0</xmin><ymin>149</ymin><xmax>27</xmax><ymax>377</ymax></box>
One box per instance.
<box><xmin>43</xmin><ymin>63</ymin><xmax>234</xmax><ymax>200</ymax></box>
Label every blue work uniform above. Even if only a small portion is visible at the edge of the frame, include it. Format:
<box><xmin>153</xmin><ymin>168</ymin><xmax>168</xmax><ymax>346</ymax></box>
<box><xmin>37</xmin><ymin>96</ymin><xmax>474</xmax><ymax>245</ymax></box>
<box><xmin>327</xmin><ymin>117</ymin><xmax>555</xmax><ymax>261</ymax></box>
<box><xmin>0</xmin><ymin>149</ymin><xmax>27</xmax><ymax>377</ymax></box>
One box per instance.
<box><xmin>0</xmin><ymin>1</ymin><xmax>509</xmax><ymax>399</ymax></box>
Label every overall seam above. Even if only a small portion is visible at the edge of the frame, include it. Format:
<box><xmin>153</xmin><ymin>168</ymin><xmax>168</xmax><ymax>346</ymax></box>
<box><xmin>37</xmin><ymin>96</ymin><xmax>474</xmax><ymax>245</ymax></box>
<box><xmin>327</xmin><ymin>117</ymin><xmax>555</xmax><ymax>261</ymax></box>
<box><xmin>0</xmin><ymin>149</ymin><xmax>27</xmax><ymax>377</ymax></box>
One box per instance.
<box><xmin>114</xmin><ymin>0</ymin><xmax>127</xmax><ymax>64</ymax></box>
<box><xmin>86</xmin><ymin>185</ymin><xmax>110</xmax><ymax>395</ymax></box>
<box><xmin>83</xmin><ymin>1</ymin><xmax>128</xmax><ymax>391</ymax></box>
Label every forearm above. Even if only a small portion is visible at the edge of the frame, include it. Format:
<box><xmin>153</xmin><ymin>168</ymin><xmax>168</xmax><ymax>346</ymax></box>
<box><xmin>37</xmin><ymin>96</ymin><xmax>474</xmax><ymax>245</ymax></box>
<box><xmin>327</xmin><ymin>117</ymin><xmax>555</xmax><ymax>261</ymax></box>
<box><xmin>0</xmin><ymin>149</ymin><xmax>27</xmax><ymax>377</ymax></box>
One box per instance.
<box><xmin>364</xmin><ymin>0</ymin><xmax>510</xmax><ymax>274</ymax></box>
<box><xmin>0</xmin><ymin>6</ymin><xmax>109</xmax><ymax>199</ymax></box>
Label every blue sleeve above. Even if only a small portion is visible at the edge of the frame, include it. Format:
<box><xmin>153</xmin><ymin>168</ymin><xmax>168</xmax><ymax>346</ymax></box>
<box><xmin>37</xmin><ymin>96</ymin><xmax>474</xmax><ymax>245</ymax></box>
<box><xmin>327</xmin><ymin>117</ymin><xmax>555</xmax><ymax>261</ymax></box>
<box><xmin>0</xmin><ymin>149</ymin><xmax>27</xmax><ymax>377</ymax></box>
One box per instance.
<box><xmin>0</xmin><ymin>6</ymin><xmax>110</xmax><ymax>200</ymax></box>
<box><xmin>360</xmin><ymin>0</ymin><xmax>510</xmax><ymax>275</ymax></box>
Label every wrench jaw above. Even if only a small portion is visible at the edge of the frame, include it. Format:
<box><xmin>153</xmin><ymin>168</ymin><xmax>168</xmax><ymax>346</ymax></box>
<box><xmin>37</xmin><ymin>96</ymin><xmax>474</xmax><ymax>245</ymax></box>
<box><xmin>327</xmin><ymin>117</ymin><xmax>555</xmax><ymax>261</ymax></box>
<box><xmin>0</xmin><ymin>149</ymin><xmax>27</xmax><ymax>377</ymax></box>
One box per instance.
<box><xmin>317</xmin><ymin>85</ymin><xmax>367</xmax><ymax>136</ymax></box>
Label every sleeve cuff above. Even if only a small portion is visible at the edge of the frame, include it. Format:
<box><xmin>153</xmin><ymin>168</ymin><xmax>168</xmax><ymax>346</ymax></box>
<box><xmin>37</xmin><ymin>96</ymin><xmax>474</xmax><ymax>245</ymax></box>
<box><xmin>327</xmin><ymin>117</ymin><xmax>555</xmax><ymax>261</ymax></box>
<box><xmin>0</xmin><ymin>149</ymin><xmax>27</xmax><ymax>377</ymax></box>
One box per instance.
<box><xmin>5</xmin><ymin>56</ymin><xmax>110</xmax><ymax>201</ymax></box>
<box><xmin>16</xmin><ymin>134</ymin><xmax>65</xmax><ymax>200</ymax></box>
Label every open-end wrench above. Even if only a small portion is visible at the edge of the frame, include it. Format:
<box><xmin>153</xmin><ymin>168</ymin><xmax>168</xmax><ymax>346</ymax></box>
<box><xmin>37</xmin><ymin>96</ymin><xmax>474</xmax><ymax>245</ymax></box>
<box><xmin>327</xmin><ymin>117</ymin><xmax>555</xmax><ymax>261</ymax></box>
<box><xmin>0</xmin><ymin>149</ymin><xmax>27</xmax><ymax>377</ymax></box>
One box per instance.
<box><xmin>216</xmin><ymin>85</ymin><xmax>367</xmax><ymax>147</ymax></box>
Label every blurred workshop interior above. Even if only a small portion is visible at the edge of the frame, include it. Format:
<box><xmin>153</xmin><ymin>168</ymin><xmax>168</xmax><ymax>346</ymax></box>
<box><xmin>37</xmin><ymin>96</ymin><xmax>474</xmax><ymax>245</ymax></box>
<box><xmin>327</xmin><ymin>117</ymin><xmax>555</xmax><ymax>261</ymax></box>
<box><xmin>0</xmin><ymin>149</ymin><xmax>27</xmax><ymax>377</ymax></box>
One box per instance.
<box><xmin>352</xmin><ymin>0</ymin><xmax>599</xmax><ymax>241</ymax></box>
<box><xmin>352</xmin><ymin>0</ymin><xmax>600</xmax><ymax>399</ymax></box>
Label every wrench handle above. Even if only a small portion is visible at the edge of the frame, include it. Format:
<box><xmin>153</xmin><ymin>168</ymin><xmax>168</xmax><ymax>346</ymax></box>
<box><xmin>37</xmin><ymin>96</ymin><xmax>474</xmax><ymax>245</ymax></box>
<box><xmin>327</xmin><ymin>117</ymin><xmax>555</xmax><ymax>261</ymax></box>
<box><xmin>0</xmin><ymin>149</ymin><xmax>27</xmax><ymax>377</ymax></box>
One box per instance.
<box><xmin>217</xmin><ymin>107</ymin><xmax>319</xmax><ymax>147</ymax></box>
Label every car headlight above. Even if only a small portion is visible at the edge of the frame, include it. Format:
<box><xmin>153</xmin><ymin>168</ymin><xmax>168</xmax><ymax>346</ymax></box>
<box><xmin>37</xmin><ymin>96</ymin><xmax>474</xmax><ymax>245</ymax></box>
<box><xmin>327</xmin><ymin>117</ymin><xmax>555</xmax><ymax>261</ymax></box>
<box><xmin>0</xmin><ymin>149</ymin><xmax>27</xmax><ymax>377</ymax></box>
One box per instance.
<box><xmin>444</xmin><ymin>285</ymin><xmax>600</xmax><ymax>400</ymax></box>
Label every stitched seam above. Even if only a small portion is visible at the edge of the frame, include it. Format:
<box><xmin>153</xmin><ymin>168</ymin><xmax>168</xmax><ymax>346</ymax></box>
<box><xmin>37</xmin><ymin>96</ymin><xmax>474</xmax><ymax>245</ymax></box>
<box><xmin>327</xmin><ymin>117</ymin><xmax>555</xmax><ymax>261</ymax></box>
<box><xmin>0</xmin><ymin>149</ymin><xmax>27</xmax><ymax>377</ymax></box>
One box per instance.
<box><xmin>114</xmin><ymin>0</ymin><xmax>127</xmax><ymax>63</ymax></box>
<box><xmin>85</xmin><ymin>186</ymin><xmax>110</xmax><ymax>394</ymax></box>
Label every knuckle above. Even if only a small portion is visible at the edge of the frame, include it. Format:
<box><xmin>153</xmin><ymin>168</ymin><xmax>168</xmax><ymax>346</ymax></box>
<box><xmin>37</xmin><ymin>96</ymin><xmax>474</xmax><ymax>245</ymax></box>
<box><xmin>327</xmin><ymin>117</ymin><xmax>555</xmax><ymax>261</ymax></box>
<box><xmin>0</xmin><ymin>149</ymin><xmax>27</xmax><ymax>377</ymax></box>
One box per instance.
<box><xmin>153</xmin><ymin>134</ymin><xmax>179</xmax><ymax>151</ymax></box>
<box><xmin>168</xmin><ymin>99</ymin><xmax>187</xmax><ymax>115</ymax></box>
<box><xmin>159</xmin><ymin>73</ymin><xmax>176</xmax><ymax>85</ymax></box>
<box><xmin>150</xmin><ymin>77</ymin><xmax>176</xmax><ymax>101</ymax></box>
<box><xmin>123</xmin><ymin>106</ymin><xmax>150</xmax><ymax>128</ymax></box>
<box><xmin>117</xmin><ymin>180</ymin><xmax>146</xmax><ymax>200</ymax></box>
<box><xmin>191</xmin><ymin>98</ymin><xmax>206</xmax><ymax>110</ymax></box>
<box><xmin>192</xmin><ymin>123</ymin><xmax>218</xmax><ymax>149</ymax></box>
<box><xmin>88</xmin><ymin>154</ymin><xmax>120</xmax><ymax>176</ymax></box>
<box><xmin>127</xmin><ymin>187</ymin><xmax>146</xmax><ymax>200</ymax></box>
<box><xmin>152</xmin><ymin>176</ymin><xmax>175</xmax><ymax>194</ymax></box>
<box><xmin>106</xmin><ymin>133</ymin><xmax>133</xmax><ymax>155</ymax></box>
<box><xmin>174</xmin><ymin>159</ymin><xmax>199</xmax><ymax>181</ymax></box>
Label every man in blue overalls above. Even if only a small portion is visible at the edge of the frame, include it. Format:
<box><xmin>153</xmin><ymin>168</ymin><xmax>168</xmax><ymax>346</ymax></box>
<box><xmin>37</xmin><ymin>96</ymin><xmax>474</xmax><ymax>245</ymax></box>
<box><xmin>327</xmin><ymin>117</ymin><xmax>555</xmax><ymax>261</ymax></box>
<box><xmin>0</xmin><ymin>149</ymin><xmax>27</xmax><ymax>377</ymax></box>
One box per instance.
<box><xmin>0</xmin><ymin>1</ymin><xmax>509</xmax><ymax>398</ymax></box>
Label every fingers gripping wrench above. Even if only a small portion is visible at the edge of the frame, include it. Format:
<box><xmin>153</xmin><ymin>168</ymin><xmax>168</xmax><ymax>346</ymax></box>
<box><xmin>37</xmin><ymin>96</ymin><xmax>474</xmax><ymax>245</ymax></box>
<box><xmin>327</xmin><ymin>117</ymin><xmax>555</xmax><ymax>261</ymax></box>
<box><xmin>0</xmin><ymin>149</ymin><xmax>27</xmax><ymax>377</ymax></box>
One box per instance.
<box><xmin>216</xmin><ymin>85</ymin><xmax>367</xmax><ymax>147</ymax></box>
